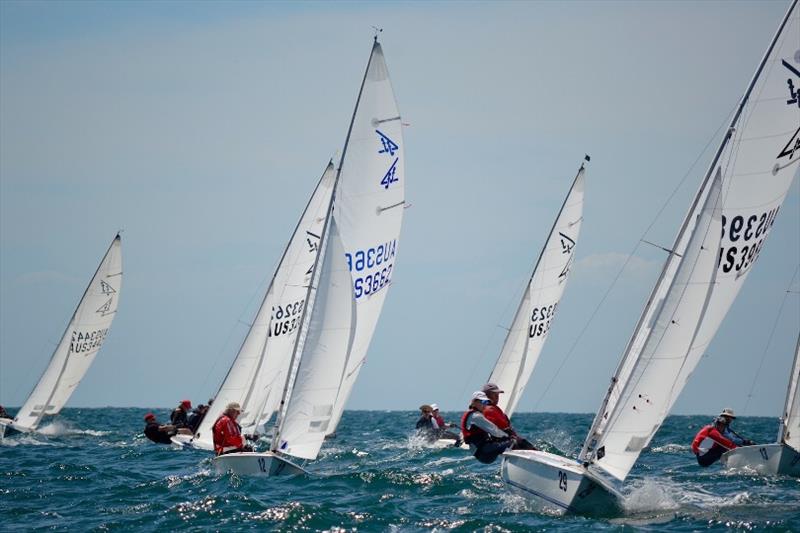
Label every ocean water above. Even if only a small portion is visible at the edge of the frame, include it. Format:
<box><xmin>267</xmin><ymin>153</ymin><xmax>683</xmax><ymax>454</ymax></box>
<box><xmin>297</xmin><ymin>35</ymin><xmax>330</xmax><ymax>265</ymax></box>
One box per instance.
<box><xmin>1</xmin><ymin>409</ymin><xmax>798</xmax><ymax>531</ymax></box>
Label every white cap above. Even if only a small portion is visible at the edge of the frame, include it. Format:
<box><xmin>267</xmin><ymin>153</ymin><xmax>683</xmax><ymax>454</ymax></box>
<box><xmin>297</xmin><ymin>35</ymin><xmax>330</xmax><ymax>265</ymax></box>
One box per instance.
<box><xmin>430</xmin><ymin>403</ymin><xmax>439</xmax><ymax>411</ymax></box>
<box><xmin>471</xmin><ymin>391</ymin><xmax>489</xmax><ymax>402</ymax></box>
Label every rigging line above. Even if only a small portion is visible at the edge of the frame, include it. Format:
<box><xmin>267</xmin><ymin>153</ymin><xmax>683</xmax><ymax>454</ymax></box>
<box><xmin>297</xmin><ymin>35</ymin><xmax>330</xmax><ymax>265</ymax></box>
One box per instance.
<box><xmin>742</xmin><ymin>265</ymin><xmax>800</xmax><ymax>415</ymax></box>
<box><xmin>458</xmin><ymin>272</ymin><xmax>531</xmax><ymax>403</ymax></box>
<box><xmin>531</xmin><ymin>105</ymin><xmax>736</xmax><ymax>412</ymax></box>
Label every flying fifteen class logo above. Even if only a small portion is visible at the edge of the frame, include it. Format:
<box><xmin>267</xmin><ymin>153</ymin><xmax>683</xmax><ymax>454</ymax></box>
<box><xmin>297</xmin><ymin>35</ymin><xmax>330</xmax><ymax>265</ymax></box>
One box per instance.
<box><xmin>376</xmin><ymin>130</ymin><xmax>400</xmax><ymax>189</ymax></box>
<box><xmin>778</xmin><ymin>55</ymin><xmax>800</xmax><ymax>164</ymax></box>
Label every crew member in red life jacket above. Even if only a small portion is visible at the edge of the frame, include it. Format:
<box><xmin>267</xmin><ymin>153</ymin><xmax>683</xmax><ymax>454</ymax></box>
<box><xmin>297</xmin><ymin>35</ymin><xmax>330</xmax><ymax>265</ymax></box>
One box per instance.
<box><xmin>481</xmin><ymin>383</ymin><xmax>536</xmax><ymax>450</ymax></box>
<box><xmin>212</xmin><ymin>402</ymin><xmax>253</xmax><ymax>456</ymax></box>
<box><xmin>691</xmin><ymin>416</ymin><xmax>737</xmax><ymax>467</ymax></box>
<box><xmin>461</xmin><ymin>391</ymin><xmax>516</xmax><ymax>463</ymax></box>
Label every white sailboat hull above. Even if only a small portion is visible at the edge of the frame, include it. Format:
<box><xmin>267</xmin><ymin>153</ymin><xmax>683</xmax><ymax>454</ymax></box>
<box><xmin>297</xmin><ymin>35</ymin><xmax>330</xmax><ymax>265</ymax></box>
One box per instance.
<box><xmin>213</xmin><ymin>452</ymin><xmax>307</xmax><ymax>477</ymax></box>
<box><xmin>0</xmin><ymin>419</ymin><xmax>30</xmax><ymax>439</ymax></box>
<box><xmin>501</xmin><ymin>450</ymin><xmax>623</xmax><ymax>516</ymax></box>
<box><xmin>721</xmin><ymin>443</ymin><xmax>800</xmax><ymax>477</ymax></box>
<box><xmin>169</xmin><ymin>434</ymin><xmax>214</xmax><ymax>451</ymax></box>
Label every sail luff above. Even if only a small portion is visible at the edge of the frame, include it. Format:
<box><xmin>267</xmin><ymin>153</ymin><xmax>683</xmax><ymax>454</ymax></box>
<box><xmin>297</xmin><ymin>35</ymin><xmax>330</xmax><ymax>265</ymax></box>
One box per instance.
<box><xmin>780</xmin><ymin>332</ymin><xmax>800</xmax><ymax>448</ymax></box>
<box><xmin>15</xmin><ymin>234</ymin><xmax>122</xmax><ymax>431</ymax></box>
<box><xmin>585</xmin><ymin>173</ymin><xmax>722</xmax><ymax>481</ymax></box>
<box><xmin>271</xmin><ymin>170</ymin><xmax>340</xmax><ymax>452</ymax></box>
<box><xmin>326</xmin><ymin>38</ymin><xmax>406</xmax><ymax>433</ymax></box>
<box><xmin>488</xmin><ymin>161</ymin><xmax>587</xmax><ymax>417</ymax></box>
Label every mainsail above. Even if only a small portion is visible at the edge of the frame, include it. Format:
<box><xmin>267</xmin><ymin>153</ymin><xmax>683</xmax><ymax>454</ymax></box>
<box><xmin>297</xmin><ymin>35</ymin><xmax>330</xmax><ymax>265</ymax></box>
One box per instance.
<box><xmin>580</xmin><ymin>0</ymin><xmax>799</xmax><ymax>482</ymax></box>
<box><xmin>780</xmin><ymin>332</ymin><xmax>800</xmax><ymax>449</ymax></box>
<box><xmin>191</xmin><ymin>163</ymin><xmax>335</xmax><ymax>450</ymax></box>
<box><xmin>14</xmin><ymin>234</ymin><xmax>123</xmax><ymax>431</ymax></box>
<box><xmin>327</xmin><ymin>39</ymin><xmax>406</xmax><ymax>432</ymax></box>
<box><xmin>487</xmin><ymin>161</ymin><xmax>586</xmax><ymax>416</ymax></box>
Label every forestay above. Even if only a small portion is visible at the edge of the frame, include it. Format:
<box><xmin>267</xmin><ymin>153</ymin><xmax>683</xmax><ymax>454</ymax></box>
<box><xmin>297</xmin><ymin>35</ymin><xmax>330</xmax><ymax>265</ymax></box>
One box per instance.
<box><xmin>192</xmin><ymin>164</ymin><xmax>335</xmax><ymax>450</ymax></box>
<box><xmin>580</xmin><ymin>0</ymin><xmax>799</xmax><ymax>482</ymax></box>
<box><xmin>780</xmin><ymin>333</ymin><xmax>800</xmax><ymax>449</ymax></box>
<box><xmin>488</xmin><ymin>163</ymin><xmax>586</xmax><ymax>416</ymax></box>
<box><xmin>327</xmin><ymin>40</ymin><xmax>406</xmax><ymax>432</ymax></box>
<box><xmin>274</xmin><ymin>218</ymin><xmax>356</xmax><ymax>460</ymax></box>
<box><xmin>14</xmin><ymin>235</ymin><xmax>123</xmax><ymax>431</ymax></box>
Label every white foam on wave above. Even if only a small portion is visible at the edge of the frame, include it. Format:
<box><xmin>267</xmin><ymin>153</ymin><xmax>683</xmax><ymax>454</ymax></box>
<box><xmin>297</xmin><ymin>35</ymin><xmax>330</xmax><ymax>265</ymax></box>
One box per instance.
<box><xmin>621</xmin><ymin>476</ymin><xmax>755</xmax><ymax>516</ymax></box>
<box><xmin>37</xmin><ymin>421</ymin><xmax>110</xmax><ymax>437</ymax></box>
<box><xmin>0</xmin><ymin>434</ymin><xmax>56</xmax><ymax>447</ymax></box>
<box><xmin>650</xmin><ymin>443</ymin><xmax>691</xmax><ymax>454</ymax></box>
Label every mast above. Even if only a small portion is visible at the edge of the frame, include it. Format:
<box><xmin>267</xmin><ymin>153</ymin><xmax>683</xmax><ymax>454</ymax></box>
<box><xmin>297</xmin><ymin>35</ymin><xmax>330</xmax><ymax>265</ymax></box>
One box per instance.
<box><xmin>579</xmin><ymin>0</ymin><xmax>798</xmax><ymax>464</ymax></box>
<box><xmin>779</xmin><ymin>332</ymin><xmax>800</xmax><ymax>444</ymax></box>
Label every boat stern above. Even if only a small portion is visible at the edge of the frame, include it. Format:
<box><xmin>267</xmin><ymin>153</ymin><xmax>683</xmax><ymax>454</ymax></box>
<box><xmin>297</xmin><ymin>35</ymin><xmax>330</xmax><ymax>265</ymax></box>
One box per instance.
<box><xmin>501</xmin><ymin>449</ymin><xmax>623</xmax><ymax>516</ymax></box>
<box><xmin>722</xmin><ymin>443</ymin><xmax>800</xmax><ymax>477</ymax></box>
<box><xmin>213</xmin><ymin>452</ymin><xmax>307</xmax><ymax>477</ymax></box>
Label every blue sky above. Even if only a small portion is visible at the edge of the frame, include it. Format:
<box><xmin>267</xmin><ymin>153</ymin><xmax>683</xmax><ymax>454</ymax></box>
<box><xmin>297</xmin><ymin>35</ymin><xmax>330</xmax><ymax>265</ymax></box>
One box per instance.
<box><xmin>1</xmin><ymin>1</ymin><xmax>797</xmax><ymax>417</ymax></box>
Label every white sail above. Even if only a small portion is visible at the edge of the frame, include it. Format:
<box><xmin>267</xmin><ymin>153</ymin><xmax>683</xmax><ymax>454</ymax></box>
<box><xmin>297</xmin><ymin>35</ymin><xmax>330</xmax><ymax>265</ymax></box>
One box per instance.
<box><xmin>671</xmin><ymin>0</ymin><xmax>800</xmax><ymax>407</ymax></box>
<box><xmin>582</xmin><ymin>173</ymin><xmax>722</xmax><ymax>482</ymax></box>
<box><xmin>580</xmin><ymin>0</ymin><xmax>799</xmax><ymax>482</ymax></box>
<box><xmin>192</xmin><ymin>163</ymin><xmax>335</xmax><ymax>450</ymax></box>
<box><xmin>327</xmin><ymin>39</ymin><xmax>406</xmax><ymax>432</ymax></box>
<box><xmin>14</xmin><ymin>235</ymin><xmax>123</xmax><ymax>431</ymax></box>
<box><xmin>488</xmin><ymin>163</ymin><xmax>586</xmax><ymax>416</ymax></box>
<box><xmin>780</xmin><ymin>332</ymin><xmax>800</xmax><ymax>449</ymax></box>
<box><xmin>274</xmin><ymin>218</ymin><xmax>355</xmax><ymax>460</ymax></box>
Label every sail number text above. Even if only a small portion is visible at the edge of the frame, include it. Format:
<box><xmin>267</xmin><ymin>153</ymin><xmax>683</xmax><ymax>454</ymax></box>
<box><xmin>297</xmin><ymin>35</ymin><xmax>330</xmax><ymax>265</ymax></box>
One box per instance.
<box><xmin>270</xmin><ymin>299</ymin><xmax>304</xmax><ymax>337</ymax></box>
<box><xmin>718</xmin><ymin>207</ymin><xmax>780</xmax><ymax>275</ymax></box>
<box><xmin>346</xmin><ymin>240</ymin><xmax>397</xmax><ymax>299</ymax></box>
<box><xmin>530</xmin><ymin>303</ymin><xmax>558</xmax><ymax>338</ymax></box>
<box><xmin>70</xmin><ymin>328</ymin><xmax>110</xmax><ymax>354</ymax></box>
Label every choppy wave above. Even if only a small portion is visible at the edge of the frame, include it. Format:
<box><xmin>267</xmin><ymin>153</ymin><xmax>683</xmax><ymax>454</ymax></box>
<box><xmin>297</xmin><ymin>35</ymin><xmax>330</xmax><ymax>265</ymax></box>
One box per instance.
<box><xmin>1</xmin><ymin>409</ymin><xmax>798</xmax><ymax>531</ymax></box>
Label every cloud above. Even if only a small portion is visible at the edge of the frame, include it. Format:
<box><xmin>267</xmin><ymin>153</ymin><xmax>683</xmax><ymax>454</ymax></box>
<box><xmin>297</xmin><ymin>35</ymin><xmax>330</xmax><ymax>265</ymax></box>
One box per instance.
<box><xmin>574</xmin><ymin>252</ymin><xmax>659</xmax><ymax>283</ymax></box>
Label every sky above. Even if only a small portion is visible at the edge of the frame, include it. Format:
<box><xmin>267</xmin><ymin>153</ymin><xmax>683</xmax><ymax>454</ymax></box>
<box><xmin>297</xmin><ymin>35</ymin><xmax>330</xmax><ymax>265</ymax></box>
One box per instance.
<box><xmin>1</xmin><ymin>1</ymin><xmax>797</xmax><ymax>418</ymax></box>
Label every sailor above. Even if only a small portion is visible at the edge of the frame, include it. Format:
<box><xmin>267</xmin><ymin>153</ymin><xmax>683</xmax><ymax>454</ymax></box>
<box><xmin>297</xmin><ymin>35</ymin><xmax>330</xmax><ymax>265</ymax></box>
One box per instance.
<box><xmin>461</xmin><ymin>391</ymin><xmax>515</xmax><ymax>463</ymax></box>
<box><xmin>143</xmin><ymin>413</ymin><xmax>177</xmax><ymax>444</ymax></box>
<box><xmin>212</xmin><ymin>402</ymin><xmax>252</xmax><ymax>456</ymax></box>
<box><xmin>717</xmin><ymin>408</ymin><xmax>754</xmax><ymax>447</ymax></box>
<box><xmin>187</xmin><ymin>404</ymin><xmax>209</xmax><ymax>433</ymax></box>
<box><xmin>415</xmin><ymin>404</ymin><xmax>437</xmax><ymax>441</ymax></box>
<box><xmin>481</xmin><ymin>383</ymin><xmax>536</xmax><ymax>450</ymax></box>
<box><xmin>691</xmin><ymin>416</ymin><xmax>738</xmax><ymax>467</ymax></box>
<box><xmin>0</xmin><ymin>405</ymin><xmax>12</xmax><ymax>420</ymax></box>
<box><xmin>171</xmin><ymin>400</ymin><xmax>192</xmax><ymax>430</ymax></box>
<box><xmin>430</xmin><ymin>403</ymin><xmax>463</xmax><ymax>446</ymax></box>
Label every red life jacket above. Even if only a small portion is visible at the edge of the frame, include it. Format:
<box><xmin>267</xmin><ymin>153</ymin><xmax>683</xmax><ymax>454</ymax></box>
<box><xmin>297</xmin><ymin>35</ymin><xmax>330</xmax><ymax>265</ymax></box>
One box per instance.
<box><xmin>461</xmin><ymin>410</ymin><xmax>488</xmax><ymax>445</ymax></box>
<box><xmin>483</xmin><ymin>405</ymin><xmax>511</xmax><ymax>433</ymax></box>
<box><xmin>213</xmin><ymin>415</ymin><xmax>245</xmax><ymax>455</ymax></box>
<box><xmin>691</xmin><ymin>424</ymin><xmax>736</xmax><ymax>454</ymax></box>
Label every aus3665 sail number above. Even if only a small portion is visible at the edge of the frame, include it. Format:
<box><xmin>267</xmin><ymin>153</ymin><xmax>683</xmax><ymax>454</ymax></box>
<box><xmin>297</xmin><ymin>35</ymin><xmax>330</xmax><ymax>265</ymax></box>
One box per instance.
<box><xmin>718</xmin><ymin>208</ymin><xmax>779</xmax><ymax>274</ymax></box>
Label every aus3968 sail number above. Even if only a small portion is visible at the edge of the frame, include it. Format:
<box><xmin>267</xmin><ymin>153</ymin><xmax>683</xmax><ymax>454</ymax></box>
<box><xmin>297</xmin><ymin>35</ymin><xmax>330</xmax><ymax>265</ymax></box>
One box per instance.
<box><xmin>718</xmin><ymin>208</ymin><xmax>779</xmax><ymax>274</ymax></box>
<box><xmin>346</xmin><ymin>240</ymin><xmax>397</xmax><ymax>299</ymax></box>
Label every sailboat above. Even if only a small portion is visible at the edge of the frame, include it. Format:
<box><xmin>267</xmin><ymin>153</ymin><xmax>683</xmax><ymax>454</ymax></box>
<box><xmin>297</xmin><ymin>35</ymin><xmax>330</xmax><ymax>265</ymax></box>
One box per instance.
<box><xmin>721</xmin><ymin>332</ymin><xmax>800</xmax><ymax>476</ymax></box>
<box><xmin>501</xmin><ymin>0</ymin><xmax>799</xmax><ymax>515</ymax></box>
<box><xmin>172</xmin><ymin>164</ymin><xmax>336</xmax><ymax>451</ymax></box>
<box><xmin>486</xmin><ymin>158</ymin><xmax>587</xmax><ymax>417</ymax></box>
<box><xmin>213</xmin><ymin>36</ymin><xmax>405</xmax><ymax>476</ymax></box>
<box><xmin>0</xmin><ymin>234</ymin><xmax>123</xmax><ymax>439</ymax></box>
<box><xmin>434</xmin><ymin>158</ymin><xmax>587</xmax><ymax>450</ymax></box>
